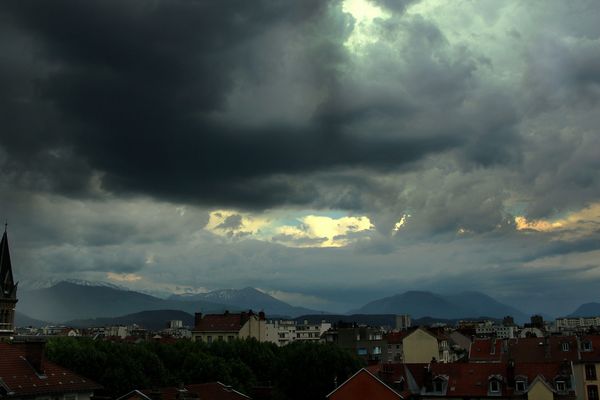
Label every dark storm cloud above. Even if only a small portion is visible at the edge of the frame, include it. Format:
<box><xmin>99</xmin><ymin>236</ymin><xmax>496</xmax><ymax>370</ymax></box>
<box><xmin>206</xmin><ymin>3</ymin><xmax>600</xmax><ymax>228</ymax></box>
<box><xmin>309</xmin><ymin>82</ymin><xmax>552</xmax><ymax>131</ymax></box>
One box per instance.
<box><xmin>0</xmin><ymin>0</ymin><xmax>516</xmax><ymax>211</ymax></box>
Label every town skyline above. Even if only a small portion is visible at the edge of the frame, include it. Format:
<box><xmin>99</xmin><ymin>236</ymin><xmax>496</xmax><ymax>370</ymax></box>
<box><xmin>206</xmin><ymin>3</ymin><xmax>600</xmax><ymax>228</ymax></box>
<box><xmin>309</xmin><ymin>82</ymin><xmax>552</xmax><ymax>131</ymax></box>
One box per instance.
<box><xmin>2</xmin><ymin>0</ymin><xmax>600</xmax><ymax>316</ymax></box>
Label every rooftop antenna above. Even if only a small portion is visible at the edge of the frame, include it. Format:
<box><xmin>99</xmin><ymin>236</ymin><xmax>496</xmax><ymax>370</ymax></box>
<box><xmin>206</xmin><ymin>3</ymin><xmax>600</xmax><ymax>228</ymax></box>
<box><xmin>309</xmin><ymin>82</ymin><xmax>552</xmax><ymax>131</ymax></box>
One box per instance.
<box><xmin>4</xmin><ymin>220</ymin><xmax>6</xmax><ymax>232</ymax></box>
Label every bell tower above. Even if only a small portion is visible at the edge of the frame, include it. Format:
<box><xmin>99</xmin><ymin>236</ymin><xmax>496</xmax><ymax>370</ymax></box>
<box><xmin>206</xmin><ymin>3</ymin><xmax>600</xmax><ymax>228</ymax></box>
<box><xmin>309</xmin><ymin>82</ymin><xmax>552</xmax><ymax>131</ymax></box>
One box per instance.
<box><xmin>0</xmin><ymin>224</ymin><xmax>18</xmax><ymax>339</ymax></box>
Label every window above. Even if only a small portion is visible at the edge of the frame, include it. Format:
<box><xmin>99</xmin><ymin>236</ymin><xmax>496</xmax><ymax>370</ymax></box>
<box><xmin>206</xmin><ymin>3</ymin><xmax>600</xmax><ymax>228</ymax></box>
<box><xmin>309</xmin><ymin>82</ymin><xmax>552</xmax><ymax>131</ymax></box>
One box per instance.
<box><xmin>434</xmin><ymin>379</ymin><xmax>444</xmax><ymax>393</ymax></box>
<box><xmin>218</xmin><ymin>335</ymin><xmax>223</xmax><ymax>341</ymax></box>
<box><xmin>373</xmin><ymin>346</ymin><xmax>382</xmax><ymax>355</ymax></box>
<box><xmin>490</xmin><ymin>380</ymin><xmax>500</xmax><ymax>393</ymax></box>
<box><xmin>584</xmin><ymin>341</ymin><xmax>593</xmax><ymax>352</ymax></box>
<box><xmin>562</xmin><ymin>342</ymin><xmax>570</xmax><ymax>352</ymax></box>
<box><xmin>516</xmin><ymin>381</ymin><xmax>527</xmax><ymax>392</ymax></box>
<box><xmin>357</xmin><ymin>348</ymin><xmax>367</xmax><ymax>356</ymax></box>
<box><xmin>588</xmin><ymin>365</ymin><xmax>598</xmax><ymax>381</ymax></box>
<box><xmin>228</xmin><ymin>336</ymin><xmax>234</xmax><ymax>342</ymax></box>
<box><xmin>206</xmin><ymin>335</ymin><xmax>212</xmax><ymax>343</ymax></box>
<box><xmin>588</xmin><ymin>385</ymin><xmax>599</xmax><ymax>400</ymax></box>
<box><xmin>64</xmin><ymin>395</ymin><xmax>77</xmax><ymax>400</ymax></box>
<box><xmin>556</xmin><ymin>381</ymin><xmax>566</xmax><ymax>392</ymax></box>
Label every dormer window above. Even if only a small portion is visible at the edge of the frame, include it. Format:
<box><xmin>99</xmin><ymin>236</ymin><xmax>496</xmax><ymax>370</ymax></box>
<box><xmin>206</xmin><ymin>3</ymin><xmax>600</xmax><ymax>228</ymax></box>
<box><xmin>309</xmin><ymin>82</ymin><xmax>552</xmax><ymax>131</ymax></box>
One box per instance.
<box><xmin>562</xmin><ymin>342</ymin><xmax>570</xmax><ymax>352</ymax></box>
<box><xmin>556</xmin><ymin>380</ymin><xmax>566</xmax><ymax>392</ymax></box>
<box><xmin>490</xmin><ymin>380</ymin><xmax>500</xmax><ymax>393</ymax></box>
<box><xmin>515</xmin><ymin>380</ymin><xmax>528</xmax><ymax>392</ymax></box>
<box><xmin>433</xmin><ymin>377</ymin><xmax>445</xmax><ymax>393</ymax></box>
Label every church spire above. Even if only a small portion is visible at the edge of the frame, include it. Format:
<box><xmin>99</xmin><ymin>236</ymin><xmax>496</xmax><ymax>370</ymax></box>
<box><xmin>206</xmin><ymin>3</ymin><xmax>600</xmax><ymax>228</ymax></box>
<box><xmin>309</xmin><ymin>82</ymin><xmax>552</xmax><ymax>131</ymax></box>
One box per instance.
<box><xmin>0</xmin><ymin>228</ymin><xmax>16</xmax><ymax>296</ymax></box>
<box><xmin>0</xmin><ymin>226</ymin><xmax>18</xmax><ymax>338</ymax></box>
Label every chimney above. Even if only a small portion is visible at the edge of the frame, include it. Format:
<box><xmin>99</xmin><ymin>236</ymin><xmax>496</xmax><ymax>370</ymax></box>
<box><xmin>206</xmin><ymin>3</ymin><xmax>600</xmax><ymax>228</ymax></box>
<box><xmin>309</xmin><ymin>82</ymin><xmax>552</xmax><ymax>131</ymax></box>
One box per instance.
<box><xmin>13</xmin><ymin>340</ymin><xmax>46</xmax><ymax>375</ymax></box>
<box><xmin>424</xmin><ymin>365</ymin><xmax>433</xmax><ymax>392</ymax></box>
<box><xmin>507</xmin><ymin>359</ymin><xmax>515</xmax><ymax>387</ymax></box>
<box><xmin>259</xmin><ymin>311</ymin><xmax>265</xmax><ymax>320</ymax></box>
<box><xmin>194</xmin><ymin>312</ymin><xmax>202</xmax><ymax>328</ymax></box>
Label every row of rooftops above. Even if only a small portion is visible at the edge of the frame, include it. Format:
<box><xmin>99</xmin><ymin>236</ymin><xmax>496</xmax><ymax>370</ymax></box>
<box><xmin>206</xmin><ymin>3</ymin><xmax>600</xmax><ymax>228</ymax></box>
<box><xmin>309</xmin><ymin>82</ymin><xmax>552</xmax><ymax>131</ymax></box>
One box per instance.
<box><xmin>328</xmin><ymin>359</ymin><xmax>578</xmax><ymax>400</ymax></box>
<box><xmin>469</xmin><ymin>335</ymin><xmax>600</xmax><ymax>363</ymax></box>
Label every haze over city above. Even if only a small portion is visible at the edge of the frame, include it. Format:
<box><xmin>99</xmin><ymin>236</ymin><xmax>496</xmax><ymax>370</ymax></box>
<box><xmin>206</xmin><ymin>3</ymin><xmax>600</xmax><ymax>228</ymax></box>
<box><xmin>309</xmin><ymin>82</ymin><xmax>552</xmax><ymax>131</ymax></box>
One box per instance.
<box><xmin>1</xmin><ymin>0</ymin><xmax>600</xmax><ymax>317</ymax></box>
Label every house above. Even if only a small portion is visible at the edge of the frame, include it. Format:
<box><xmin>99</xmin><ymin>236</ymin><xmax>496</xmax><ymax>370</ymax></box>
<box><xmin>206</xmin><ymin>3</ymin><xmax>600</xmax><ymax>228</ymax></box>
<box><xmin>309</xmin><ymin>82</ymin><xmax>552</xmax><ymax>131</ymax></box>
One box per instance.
<box><xmin>403</xmin><ymin>327</ymin><xmax>455</xmax><ymax>363</ymax></box>
<box><xmin>326</xmin><ymin>368</ymin><xmax>405</xmax><ymax>400</ymax></box>
<box><xmin>117</xmin><ymin>382</ymin><xmax>251</xmax><ymax>400</ymax></box>
<box><xmin>0</xmin><ymin>339</ymin><xmax>102</xmax><ymax>400</ymax></box>
<box><xmin>323</xmin><ymin>324</ymin><xmax>386</xmax><ymax>363</ymax></box>
<box><xmin>191</xmin><ymin>310</ymin><xmax>266</xmax><ymax>343</ymax></box>
<box><xmin>386</xmin><ymin>331</ymin><xmax>409</xmax><ymax>362</ymax></box>
<box><xmin>573</xmin><ymin>336</ymin><xmax>600</xmax><ymax>400</ymax></box>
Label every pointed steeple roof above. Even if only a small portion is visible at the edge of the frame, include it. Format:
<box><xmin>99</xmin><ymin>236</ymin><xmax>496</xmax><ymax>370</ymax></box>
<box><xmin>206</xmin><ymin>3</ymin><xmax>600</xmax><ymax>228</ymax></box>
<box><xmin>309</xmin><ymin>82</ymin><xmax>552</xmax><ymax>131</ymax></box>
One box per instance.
<box><xmin>0</xmin><ymin>227</ymin><xmax>16</xmax><ymax>298</ymax></box>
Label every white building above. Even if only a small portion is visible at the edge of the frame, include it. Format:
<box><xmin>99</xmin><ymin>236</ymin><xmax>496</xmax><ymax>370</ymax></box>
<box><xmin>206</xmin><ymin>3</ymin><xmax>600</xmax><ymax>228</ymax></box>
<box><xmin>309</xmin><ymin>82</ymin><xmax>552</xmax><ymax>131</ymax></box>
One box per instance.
<box><xmin>556</xmin><ymin>316</ymin><xmax>600</xmax><ymax>331</ymax></box>
<box><xmin>475</xmin><ymin>321</ymin><xmax>516</xmax><ymax>339</ymax></box>
<box><xmin>265</xmin><ymin>319</ymin><xmax>332</xmax><ymax>346</ymax></box>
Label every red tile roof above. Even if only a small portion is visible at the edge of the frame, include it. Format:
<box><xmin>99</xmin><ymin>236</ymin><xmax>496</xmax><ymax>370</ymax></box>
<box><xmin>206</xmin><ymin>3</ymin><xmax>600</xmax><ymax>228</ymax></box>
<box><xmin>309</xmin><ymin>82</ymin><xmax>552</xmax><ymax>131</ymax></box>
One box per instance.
<box><xmin>194</xmin><ymin>314</ymin><xmax>246</xmax><ymax>332</ymax></box>
<box><xmin>0</xmin><ymin>341</ymin><xmax>102</xmax><ymax>397</ymax></box>
<box><xmin>469</xmin><ymin>336</ymin><xmax>581</xmax><ymax>363</ymax></box>
<box><xmin>327</xmin><ymin>369</ymin><xmax>403</xmax><ymax>400</ymax></box>
<box><xmin>469</xmin><ymin>338</ymin><xmax>503</xmax><ymax>362</ymax></box>
<box><xmin>386</xmin><ymin>332</ymin><xmax>409</xmax><ymax>344</ymax></box>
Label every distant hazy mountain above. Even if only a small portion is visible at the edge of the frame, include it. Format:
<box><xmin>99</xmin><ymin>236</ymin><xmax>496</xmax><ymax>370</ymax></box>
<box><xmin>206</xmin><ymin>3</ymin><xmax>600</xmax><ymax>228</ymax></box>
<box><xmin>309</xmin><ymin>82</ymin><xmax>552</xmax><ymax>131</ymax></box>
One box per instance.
<box><xmin>19</xmin><ymin>281</ymin><xmax>234</xmax><ymax>323</ymax></box>
<box><xmin>67</xmin><ymin>310</ymin><xmax>194</xmax><ymax>331</ymax></box>
<box><xmin>568</xmin><ymin>302</ymin><xmax>600</xmax><ymax>317</ymax></box>
<box><xmin>443</xmin><ymin>291</ymin><xmax>528</xmax><ymax>322</ymax></box>
<box><xmin>169</xmin><ymin>287</ymin><xmax>322</xmax><ymax>318</ymax></box>
<box><xmin>353</xmin><ymin>290</ymin><xmax>527</xmax><ymax>322</ymax></box>
<box><xmin>15</xmin><ymin>311</ymin><xmax>48</xmax><ymax>328</ymax></box>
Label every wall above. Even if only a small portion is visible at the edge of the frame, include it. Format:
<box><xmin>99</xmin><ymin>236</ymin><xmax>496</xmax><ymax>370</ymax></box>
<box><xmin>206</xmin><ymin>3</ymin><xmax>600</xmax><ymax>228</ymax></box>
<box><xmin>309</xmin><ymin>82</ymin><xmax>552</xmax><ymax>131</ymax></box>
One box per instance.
<box><xmin>527</xmin><ymin>380</ymin><xmax>554</xmax><ymax>400</ymax></box>
<box><xmin>403</xmin><ymin>328</ymin><xmax>439</xmax><ymax>363</ymax></box>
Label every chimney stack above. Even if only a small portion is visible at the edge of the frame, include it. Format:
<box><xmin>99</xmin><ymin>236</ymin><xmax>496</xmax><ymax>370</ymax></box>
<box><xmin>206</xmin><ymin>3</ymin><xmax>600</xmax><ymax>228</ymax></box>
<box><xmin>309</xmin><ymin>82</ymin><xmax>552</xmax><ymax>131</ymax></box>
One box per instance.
<box><xmin>194</xmin><ymin>312</ymin><xmax>202</xmax><ymax>328</ymax></box>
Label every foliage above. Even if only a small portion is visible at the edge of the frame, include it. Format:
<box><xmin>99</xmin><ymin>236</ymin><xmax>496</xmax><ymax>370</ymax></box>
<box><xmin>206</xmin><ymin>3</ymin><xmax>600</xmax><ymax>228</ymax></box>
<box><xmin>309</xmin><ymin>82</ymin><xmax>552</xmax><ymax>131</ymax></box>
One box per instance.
<box><xmin>45</xmin><ymin>337</ymin><xmax>364</xmax><ymax>399</ymax></box>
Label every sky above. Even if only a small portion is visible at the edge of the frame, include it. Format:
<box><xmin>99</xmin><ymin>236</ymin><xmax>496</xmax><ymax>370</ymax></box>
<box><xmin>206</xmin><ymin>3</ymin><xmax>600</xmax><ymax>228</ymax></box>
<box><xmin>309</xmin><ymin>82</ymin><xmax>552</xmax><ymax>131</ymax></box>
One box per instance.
<box><xmin>1</xmin><ymin>0</ymin><xmax>600</xmax><ymax>316</ymax></box>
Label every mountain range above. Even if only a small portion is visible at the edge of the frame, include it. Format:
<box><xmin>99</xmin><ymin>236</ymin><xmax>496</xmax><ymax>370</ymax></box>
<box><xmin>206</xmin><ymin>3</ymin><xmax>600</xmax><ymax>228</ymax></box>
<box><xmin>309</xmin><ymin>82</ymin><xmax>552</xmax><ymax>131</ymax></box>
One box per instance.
<box><xmin>18</xmin><ymin>281</ymin><xmax>321</xmax><ymax>323</ymax></box>
<box><xmin>14</xmin><ymin>281</ymin><xmax>600</xmax><ymax>327</ymax></box>
<box><xmin>353</xmin><ymin>290</ymin><xmax>529</xmax><ymax>323</ymax></box>
<box><xmin>568</xmin><ymin>302</ymin><xmax>600</xmax><ymax>317</ymax></box>
<box><xmin>169</xmin><ymin>287</ymin><xmax>321</xmax><ymax>317</ymax></box>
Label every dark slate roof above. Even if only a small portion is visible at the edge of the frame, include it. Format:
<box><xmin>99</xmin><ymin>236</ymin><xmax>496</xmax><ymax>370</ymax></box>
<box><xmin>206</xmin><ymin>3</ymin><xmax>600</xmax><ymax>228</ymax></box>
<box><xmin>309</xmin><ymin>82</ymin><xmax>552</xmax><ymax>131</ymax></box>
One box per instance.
<box><xmin>118</xmin><ymin>382</ymin><xmax>251</xmax><ymax>400</ymax></box>
<box><xmin>0</xmin><ymin>342</ymin><xmax>102</xmax><ymax>397</ymax></box>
